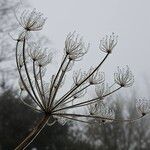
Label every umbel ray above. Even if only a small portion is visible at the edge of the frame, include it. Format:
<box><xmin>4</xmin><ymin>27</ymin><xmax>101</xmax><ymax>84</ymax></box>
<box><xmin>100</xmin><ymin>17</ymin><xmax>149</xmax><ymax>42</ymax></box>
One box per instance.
<box><xmin>11</xmin><ymin>8</ymin><xmax>150</xmax><ymax>150</ymax></box>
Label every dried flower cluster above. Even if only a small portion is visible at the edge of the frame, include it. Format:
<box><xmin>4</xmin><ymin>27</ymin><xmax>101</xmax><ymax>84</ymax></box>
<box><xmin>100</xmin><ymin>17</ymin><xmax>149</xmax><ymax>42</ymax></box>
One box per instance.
<box><xmin>13</xmin><ymin>8</ymin><xmax>148</xmax><ymax>150</ymax></box>
<box><xmin>64</xmin><ymin>32</ymin><xmax>89</xmax><ymax>61</ymax></box>
<box><xmin>114</xmin><ymin>66</ymin><xmax>134</xmax><ymax>87</ymax></box>
<box><xmin>14</xmin><ymin>8</ymin><xmax>142</xmax><ymax>124</ymax></box>
<box><xmin>99</xmin><ymin>32</ymin><xmax>118</xmax><ymax>54</ymax></box>
<box><xmin>89</xmin><ymin>102</ymin><xmax>115</xmax><ymax>124</ymax></box>
<box><xmin>16</xmin><ymin>9</ymin><xmax>46</xmax><ymax>31</ymax></box>
<box><xmin>136</xmin><ymin>98</ymin><xmax>150</xmax><ymax>116</ymax></box>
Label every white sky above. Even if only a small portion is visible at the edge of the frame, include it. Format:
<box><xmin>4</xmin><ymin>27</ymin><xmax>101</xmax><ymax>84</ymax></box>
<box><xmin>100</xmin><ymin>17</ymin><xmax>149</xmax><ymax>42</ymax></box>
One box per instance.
<box><xmin>28</xmin><ymin>0</ymin><xmax>150</xmax><ymax>97</ymax></box>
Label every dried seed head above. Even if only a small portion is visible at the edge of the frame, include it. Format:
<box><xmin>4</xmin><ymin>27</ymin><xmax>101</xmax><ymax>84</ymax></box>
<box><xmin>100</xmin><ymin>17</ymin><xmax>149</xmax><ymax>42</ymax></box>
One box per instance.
<box><xmin>114</xmin><ymin>66</ymin><xmax>134</xmax><ymax>87</ymax></box>
<box><xmin>64</xmin><ymin>32</ymin><xmax>89</xmax><ymax>61</ymax></box>
<box><xmin>36</xmin><ymin>52</ymin><xmax>53</xmax><ymax>67</ymax></box>
<box><xmin>27</xmin><ymin>42</ymin><xmax>45</xmax><ymax>61</ymax></box>
<box><xmin>89</xmin><ymin>102</ymin><xmax>115</xmax><ymax>124</ymax></box>
<box><xmin>95</xmin><ymin>83</ymin><xmax>110</xmax><ymax>100</ymax></box>
<box><xmin>17</xmin><ymin>9</ymin><xmax>46</xmax><ymax>31</ymax></box>
<box><xmin>87</xmin><ymin>67</ymin><xmax>105</xmax><ymax>85</ymax></box>
<box><xmin>73</xmin><ymin>69</ymin><xmax>87</xmax><ymax>86</ymax></box>
<box><xmin>99</xmin><ymin>33</ymin><xmax>118</xmax><ymax>54</ymax></box>
<box><xmin>27</xmin><ymin>42</ymin><xmax>53</xmax><ymax>66</ymax></box>
<box><xmin>136</xmin><ymin>98</ymin><xmax>150</xmax><ymax>116</ymax></box>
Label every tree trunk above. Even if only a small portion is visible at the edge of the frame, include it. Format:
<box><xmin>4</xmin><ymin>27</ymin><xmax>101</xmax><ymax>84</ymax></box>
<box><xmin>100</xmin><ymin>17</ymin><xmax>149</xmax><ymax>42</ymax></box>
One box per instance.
<box><xmin>15</xmin><ymin>114</ymin><xmax>50</xmax><ymax>150</ymax></box>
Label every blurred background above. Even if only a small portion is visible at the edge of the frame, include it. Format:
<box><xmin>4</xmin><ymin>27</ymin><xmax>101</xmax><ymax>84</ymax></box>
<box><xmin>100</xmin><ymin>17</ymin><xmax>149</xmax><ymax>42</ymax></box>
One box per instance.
<box><xmin>0</xmin><ymin>0</ymin><xmax>150</xmax><ymax>149</ymax></box>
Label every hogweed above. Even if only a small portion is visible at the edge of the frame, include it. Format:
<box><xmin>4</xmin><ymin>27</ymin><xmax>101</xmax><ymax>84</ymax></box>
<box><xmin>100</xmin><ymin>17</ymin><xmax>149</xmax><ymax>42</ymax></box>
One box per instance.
<box><xmin>99</xmin><ymin>32</ymin><xmax>118</xmax><ymax>54</ymax></box>
<box><xmin>114</xmin><ymin>66</ymin><xmax>134</xmax><ymax>87</ymax></box>
<box><xmin>15</xmin><ymin>8</ymin><xmax>46</xmax><ymax>31</ymax></box>
<box><xmin>136</xmin><ymin>98</ymin><xmax>150</xmax><ymax>116</ymax></box>
<box><xmin>13</xmin><ymin>8</ymin><xmax>149</xmax><ymax>150</ymax></box>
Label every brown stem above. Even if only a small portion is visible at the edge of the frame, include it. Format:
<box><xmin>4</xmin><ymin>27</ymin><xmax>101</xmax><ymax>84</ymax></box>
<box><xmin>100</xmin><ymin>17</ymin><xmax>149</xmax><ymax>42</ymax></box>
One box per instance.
<box><xmin>15</xmin><ymin>115</ymin><xmax>50</xmax><ymax>150</ymax></box>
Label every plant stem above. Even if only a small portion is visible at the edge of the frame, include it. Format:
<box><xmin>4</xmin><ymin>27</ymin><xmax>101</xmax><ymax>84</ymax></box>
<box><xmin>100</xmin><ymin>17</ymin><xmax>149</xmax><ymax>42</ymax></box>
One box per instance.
<box><xmin>15</xmin><ymin>114</ymin><xmax>50</xmax><ymax>150</ymax></box>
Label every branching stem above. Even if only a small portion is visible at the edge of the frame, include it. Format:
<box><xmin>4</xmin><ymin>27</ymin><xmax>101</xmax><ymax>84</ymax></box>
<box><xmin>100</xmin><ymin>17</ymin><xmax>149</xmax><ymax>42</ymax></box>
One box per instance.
<box><xmin>52</xmin><ymin>86</ymin><xmax>122</xmax><ymax>113</ymax></box>
<box><xmin>53</xmin><ymin>53</ymin><xmax>109</xmax><ymax>110</ymax></box>
<box><xmin>15</xmin><ymin>114</ymin><xmax>50</xmax><ymax>150</ymax></box>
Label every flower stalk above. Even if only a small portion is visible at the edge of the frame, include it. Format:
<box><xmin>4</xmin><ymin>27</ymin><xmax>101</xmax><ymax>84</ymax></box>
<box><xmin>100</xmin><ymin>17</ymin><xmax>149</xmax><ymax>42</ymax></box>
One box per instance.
<box><xmin>15</xmin><ymin>114</ymin><xmax>50</xmax><ymax>150</ymax></box>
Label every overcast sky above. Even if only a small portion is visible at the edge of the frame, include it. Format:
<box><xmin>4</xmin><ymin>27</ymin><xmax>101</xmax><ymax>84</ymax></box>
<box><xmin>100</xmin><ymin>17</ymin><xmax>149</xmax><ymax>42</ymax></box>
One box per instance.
<box><xmin>28</xmin><ymin>0</ymin><xmax>150</xmax><ymax>97</ymax></box>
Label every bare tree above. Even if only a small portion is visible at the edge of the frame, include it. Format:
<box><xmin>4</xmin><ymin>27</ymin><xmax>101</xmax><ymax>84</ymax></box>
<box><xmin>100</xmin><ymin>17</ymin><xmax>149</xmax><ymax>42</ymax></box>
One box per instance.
<box><xmin>0</xmin><ymin>0</ymin><xmax>21</xmax><ymax>90</ymax></box>
<box><xmin>13</xmin><ymin>8</ymin><xmax>149</xmax><ymax>149</ymax></box>
<box><xmin>84</xmin><ymin>93</ymin><xmax>150</xmax><ymax>150</ymax></box>
<box><xmin>0</xmin><ymin>0</ymin><xmax>30</xmax><ymax>91</ymax></box>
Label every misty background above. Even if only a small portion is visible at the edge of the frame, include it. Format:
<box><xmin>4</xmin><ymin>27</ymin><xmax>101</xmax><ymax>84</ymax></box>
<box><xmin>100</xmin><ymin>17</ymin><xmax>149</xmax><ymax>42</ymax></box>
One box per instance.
<box><xmin>29</xmin><ymin>0</ymin><xmax>150</xmax><ymax>97</ymax></box>
<box><xmin>0</xmin><ymin>0</ymin><xmax>150</xmax><ymax>149</ymax></box>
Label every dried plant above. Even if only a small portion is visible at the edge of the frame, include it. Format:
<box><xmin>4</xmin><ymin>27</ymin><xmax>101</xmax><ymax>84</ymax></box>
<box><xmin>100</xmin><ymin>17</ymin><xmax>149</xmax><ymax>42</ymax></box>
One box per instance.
<box><xmin>13</xmin><ymin>8</ymin><xmax>150</xmax><ymax>150</ymax></box>
<box><xmin>136</xmin><ymin>98</ymin><xmax>150</xmax><ymax>116</ymax></box>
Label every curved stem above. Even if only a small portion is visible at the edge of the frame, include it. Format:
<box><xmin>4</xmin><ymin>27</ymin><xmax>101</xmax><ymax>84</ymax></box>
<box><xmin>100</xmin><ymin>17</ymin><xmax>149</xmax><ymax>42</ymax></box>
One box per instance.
<box><xmin>15</xmin><ymin>115</ymin><xmax>50</xmax><ymax>150</ymax></box>
<box><xmin>22</xmin><ymin>38</ymin><xmax>44</xmax><ymax>110</ymax></box>
<box><xmin>15</xmin><ymin>41</ymin><xmax>40</xmax><ymax>108</ymax></box>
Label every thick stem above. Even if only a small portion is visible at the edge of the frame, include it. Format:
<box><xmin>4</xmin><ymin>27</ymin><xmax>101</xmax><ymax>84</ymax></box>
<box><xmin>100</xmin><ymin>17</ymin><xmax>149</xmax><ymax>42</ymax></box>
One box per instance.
<box><xmin>15</xmin><ymin>115</ymin><xmax>50</xmax><ymax>150</ymax></box>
